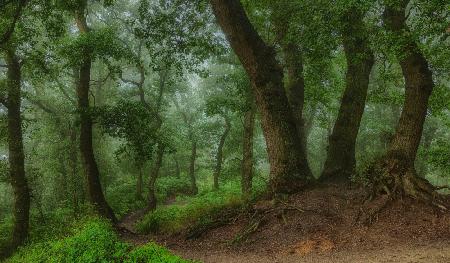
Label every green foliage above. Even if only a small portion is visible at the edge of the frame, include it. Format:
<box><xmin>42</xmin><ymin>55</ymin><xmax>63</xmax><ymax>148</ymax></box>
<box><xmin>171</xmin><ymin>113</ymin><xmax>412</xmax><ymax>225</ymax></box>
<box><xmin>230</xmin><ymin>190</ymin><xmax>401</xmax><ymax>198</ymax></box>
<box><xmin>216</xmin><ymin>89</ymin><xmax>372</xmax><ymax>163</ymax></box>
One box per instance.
<box><xmin>96</xmin><ymin>99</ymin><xmax>159</xmax><ymax>164</ymax></box>
<box><xmin>58</xmin><ymin>27</ymin><xmax>126</xmax><ymax>67</ymax></box>
<box><xmin>106</xmin><ymin>176</ymin><xmax>146</xmax><ymax>218</ymax></box>
<box><xmin>136</xmin><ymin>0</ymin><xmax>224</xmax><ymax>73</ymax></box>
<box><xmin>156</xmin><ymin>176</ymin><xmax>192</xmax><ymax>202</ymax></box>
<box><xmin>126</xmin><ymin>242</ymin><xmax>194</xmax><ymax>263</ymax></box>
<box><xmin>6</xmin><ymin>218</ymin><xmax>192</xmax><ymax>263</ymax></box>
<box><xmin>136</xmin><ymin>178</ymin><xmax>266</xmax><ymax>234</ymax></box>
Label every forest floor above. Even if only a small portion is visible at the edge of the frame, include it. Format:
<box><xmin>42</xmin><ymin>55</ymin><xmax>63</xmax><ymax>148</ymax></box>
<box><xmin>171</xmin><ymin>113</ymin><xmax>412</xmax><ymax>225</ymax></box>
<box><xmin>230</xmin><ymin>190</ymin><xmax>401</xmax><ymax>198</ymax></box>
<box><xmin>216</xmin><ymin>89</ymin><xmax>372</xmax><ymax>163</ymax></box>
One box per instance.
<box><xmin>118</xmin><ymin>182</ymin><xmax>450</xmax><ymax>263</ymax></box>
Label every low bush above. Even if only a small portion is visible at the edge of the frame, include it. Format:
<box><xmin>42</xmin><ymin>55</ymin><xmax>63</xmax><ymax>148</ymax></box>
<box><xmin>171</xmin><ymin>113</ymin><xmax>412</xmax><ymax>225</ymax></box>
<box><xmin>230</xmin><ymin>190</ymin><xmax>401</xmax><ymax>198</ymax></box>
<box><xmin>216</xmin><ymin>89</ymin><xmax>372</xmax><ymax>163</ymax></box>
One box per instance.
<box><xmin>136</xmin><ymin>177</ymin><xmax>267</xmax><ymax>235</ymax></box>
<box><xmin>5</xmin><ymin>218</ymin><xmax>192</xmax><ymax>263</ymax></box>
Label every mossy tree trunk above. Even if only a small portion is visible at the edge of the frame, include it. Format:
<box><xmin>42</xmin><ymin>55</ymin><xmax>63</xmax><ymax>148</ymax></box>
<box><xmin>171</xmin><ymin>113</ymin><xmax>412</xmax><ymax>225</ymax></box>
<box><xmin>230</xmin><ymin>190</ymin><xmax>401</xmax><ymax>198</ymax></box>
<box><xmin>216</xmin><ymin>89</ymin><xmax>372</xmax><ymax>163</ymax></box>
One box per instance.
<box><xmin>5</xmin><ymin>47</ymin><xmax>30</xmax><ymax>251</ymax></box>
<box><xmin>322</xmin><ymin>7</ymin><xmax>374</xmax><ymax>181</ymax></box>
<box><xmin>136</xmin><ymin>166</ymin><xmax>144</xmax><ymax>200</ymax></box>
<box><xmin>210</xmin><ymin>0</ymin><xmax>311</xmax><ymax>195</ymax></box>
<box><xmin>369</xmin><ymin>0</ymin><xmax>438</xmax><ymax>201</ymax></box>
<box><xmin>69</xmin><ymin>126</ymin><xmax>80</xmax><ymax>215</ymax></box>
<box><xmin>272</xmin><ymin>11</ymin><xmax>312</xmax><ymax>178</ymax></box>
<box><xmin>147</xmin><ymin>143</ymin><xmax>165</xmax><ymax>211</ymax></box>
<box><xmin>189</xmin><ymin>140</ymin><xmax>198</xmax><ymax>195</ymax></box>
<box><xmin>213</xmin><ymin>116</ymin><xmax>231</xmax><ymax>190</ymax></box>
<box><xmin>241</xmin><ymin>102</ymin><xmax>256</xmax><ymax>196</ymax></box>
<box><xmin>74</xmin><ymin>8</ymin><xmax>116</xmax><ymax>222</ymax></box>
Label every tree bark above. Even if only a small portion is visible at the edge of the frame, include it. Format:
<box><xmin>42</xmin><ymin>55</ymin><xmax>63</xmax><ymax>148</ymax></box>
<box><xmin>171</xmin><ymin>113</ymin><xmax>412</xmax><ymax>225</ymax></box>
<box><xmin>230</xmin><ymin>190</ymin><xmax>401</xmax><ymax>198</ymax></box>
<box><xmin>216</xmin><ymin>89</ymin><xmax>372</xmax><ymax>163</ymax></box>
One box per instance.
<box><xmin>210</xmin><ymin>0</ymin><xmax>311</xmax><ymax>195</ymax></box>
<box><xmin>174</xmin><ymin>157</ymin><xmax>181</xmax><ymax>178</ymax></box>
<box><xmin>189</xmin><ymin>140</ymin><xmax>198</xmax><ymax>195</ymax></box>
<box><xmin>147</xmin><ymin>143</ymin><xmax>165</xmax><ymax>210</ymax></box>
<box><xmin>274</xmin><ymin>15</ymin><xmax>312</xmax><ymax>176</ymax></box>
<box><xmin>69</xmin><ymin>126</ymin><xmax>80</xmax><ymax>215</ymax></box>
<box><xmin>173</xmin><ymin>97</ymin><xmax>198</xmax><ymax>194</ymax></box>
<box><xmin>136</xmin><ymin>166</ymin><xmax>144</xmax><ymax>200</ymax></box>
<box><xmin>367</xmin><ymin>1</ymin><xmax>437</xmax><ymax>201</ymax></box>
<box><xmin>213</xmin><ymin>116</ymin><xmax>231</xmax><ymax>190</ymax></box>
<box><xmin>74</xmin><ymin>8</ymin><xmax>116</xmax><ymax>222</ymax></box>
<box><xmin>322</xmin><ymin>7</ymin><xmax>374</xmax><ymax>181</ymax></box>
<box><xmin>5</xmin><ymin>47</ymin><xmax>30</xmax><ymax>251</ymax></box>
<box><xmin>383</xmin><ymin>1</ymin><xmax>433</xmax><ymax>163</ymax></box>
<box><xmin>241</xmin><ymin>102</ymin><xmax>256</xmax><ymax>196</ymax></box>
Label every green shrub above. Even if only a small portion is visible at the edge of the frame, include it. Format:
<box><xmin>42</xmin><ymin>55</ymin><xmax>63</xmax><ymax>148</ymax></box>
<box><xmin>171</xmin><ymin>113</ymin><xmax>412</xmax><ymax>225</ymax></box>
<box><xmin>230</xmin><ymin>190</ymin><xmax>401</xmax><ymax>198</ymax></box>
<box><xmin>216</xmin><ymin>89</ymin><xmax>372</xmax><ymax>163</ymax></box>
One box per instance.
<box><xmin>125</xmin><ymin>242</ymin><xmax>192</xmax><ymax>263</ymax></box>
<box><xmin>136</xmin><ymin>177</ymin><xmax>267</xmax><ymax>235</ymax></box>
<box><xmin>156</xmin><ymin>176</ymin><xmax>192</xmax><ymax>203</ymax></box>
<box><xmin>107</xmin><ymin>177</ymin><xmax>146</xmax><ymax>218</ymax></box>
<box><xmin>6</xmin><ymin>218</ymin><xmax>192</xmax><ymax>263</ymax></box>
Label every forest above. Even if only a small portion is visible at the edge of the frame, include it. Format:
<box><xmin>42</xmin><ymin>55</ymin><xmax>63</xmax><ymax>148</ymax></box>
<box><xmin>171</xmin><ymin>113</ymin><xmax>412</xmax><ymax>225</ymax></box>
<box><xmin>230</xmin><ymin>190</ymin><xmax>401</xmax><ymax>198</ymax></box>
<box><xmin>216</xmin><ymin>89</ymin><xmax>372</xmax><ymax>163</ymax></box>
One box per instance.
<box><xmin>0</xmin><ymin>0</ymin><xmax>449</xmax><ymax>262</ymax></box>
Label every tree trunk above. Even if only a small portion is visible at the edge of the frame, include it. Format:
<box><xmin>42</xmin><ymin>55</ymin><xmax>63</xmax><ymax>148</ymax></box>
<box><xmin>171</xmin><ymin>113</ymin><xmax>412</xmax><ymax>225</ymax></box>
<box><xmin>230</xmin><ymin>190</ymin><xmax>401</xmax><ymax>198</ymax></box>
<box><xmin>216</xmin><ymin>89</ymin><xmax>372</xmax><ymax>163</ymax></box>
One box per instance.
<box><xmin>136</xmin><ymin>166</ymin><xmax>144</xmax><ymax>200</ymax></box>
<box><xmin>189</xmin><ymin>140</ymin><xmax>198</xmax><ymax>195</ymax></box>
<box><xmin>57</xmin><ymin>151</ymin><xmax>69</xmax><ymax>203</ymax></box>
<box><xmin>417</xmin><ymin>123</ymin><xmax>437</xmax><ymax>176</ymax></box>
<box><xmin>69</xmin><ymin>126</ymin><xmax>80</xmax><ymax>215</ymax></box>
<box><xmin>5</xmin><ymin>47</ymin><xmax>30</xmax><ymax>251</ymax></box>
<box><xmin>367</xmin><ymin>1</ymin><xmax>437</xmax><ymax>201</ymax></box>
<box><xmin>241</xmin><ymin>102</ymin><xmax>256</xmax><ymax>196</ymax></box>
<box><xmin>147</xmin><ymin>143</ymin><xmax>165</xmax><ymax>210</ymax></box>
<box><xmin>384</xmin><ymin>1</ymin><xmax>433</xmax><ymax>163</ymax></box>
<box><xmin>213</xmin><ymin>116</ymin><xmax>231</xmax><ymax>190</ymax></box>
<box><xmin>274</xmin><ymin>15</ymin><xmax>312</xmax><ymax>177</ymax></box>
<box><xmin>210</xmin><ymin>0</ymin><xmax>311</xmax><ymax>195</ymax></box>
<box><xmin>322</xmin><ymin>7</ymin><xmax>374</xmax><ymax>181</ymax></box>
<box><xmin>74</xmin><ymin>9</ymin><xmax>116</xmax><ymax>222</ymax></box>
<box><xmin>174</xmin><ymin>157</ymin><xmax>181</xmax><ymax>178</ymax></box>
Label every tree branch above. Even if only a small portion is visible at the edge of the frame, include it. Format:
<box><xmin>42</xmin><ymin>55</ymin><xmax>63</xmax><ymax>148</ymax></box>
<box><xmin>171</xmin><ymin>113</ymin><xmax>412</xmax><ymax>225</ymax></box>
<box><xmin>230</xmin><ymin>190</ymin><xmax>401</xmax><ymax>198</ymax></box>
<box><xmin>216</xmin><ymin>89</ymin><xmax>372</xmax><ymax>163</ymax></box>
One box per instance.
<box><xmin>0</xmin><ymin>0</ymin><xmax>28</xmax><ymax>46</ymax></box>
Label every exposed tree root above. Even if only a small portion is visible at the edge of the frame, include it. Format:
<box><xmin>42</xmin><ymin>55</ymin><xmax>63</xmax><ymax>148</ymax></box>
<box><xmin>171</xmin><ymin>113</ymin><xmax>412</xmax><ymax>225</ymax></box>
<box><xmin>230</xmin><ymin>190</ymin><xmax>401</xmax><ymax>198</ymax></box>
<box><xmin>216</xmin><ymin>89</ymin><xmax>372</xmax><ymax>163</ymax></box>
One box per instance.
<box><xmin>185</xmin><ymin>208</ymin><xmax>244</xmax><ymax>240</ymax></box>
<box><xmin>358</xmin><ymin>153</ymin><xmax>449</xmax><ymax>225</ymax></box>
<box><xmin>228</xmin><ymin>200</ymin><xmax>330</xmax><ymax>245</ymax></box>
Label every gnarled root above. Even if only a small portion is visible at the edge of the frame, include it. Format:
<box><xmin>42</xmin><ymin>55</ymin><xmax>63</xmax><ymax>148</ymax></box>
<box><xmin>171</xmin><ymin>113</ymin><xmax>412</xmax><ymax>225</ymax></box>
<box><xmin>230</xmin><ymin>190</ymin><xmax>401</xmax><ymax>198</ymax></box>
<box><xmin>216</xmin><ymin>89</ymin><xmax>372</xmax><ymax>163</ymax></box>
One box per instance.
<box><xmin>358</xmin><ymin>153</ymin><xmax>448</xmax><ymax>225</ymax></box>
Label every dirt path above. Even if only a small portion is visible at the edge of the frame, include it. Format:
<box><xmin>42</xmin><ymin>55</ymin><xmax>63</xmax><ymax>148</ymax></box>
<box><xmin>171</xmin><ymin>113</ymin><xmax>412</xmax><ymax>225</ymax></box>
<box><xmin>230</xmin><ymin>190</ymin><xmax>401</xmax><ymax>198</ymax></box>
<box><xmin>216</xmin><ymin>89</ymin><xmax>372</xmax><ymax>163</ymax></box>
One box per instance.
<box><xmin>118</xmin><ymin>183</ymin><xmax>450</xmax><ymax>263</ymax></box>
<box><xmin>173</xmin><ymin>241</ymin><xmax>450</xmax><ymax>263</ymax></box>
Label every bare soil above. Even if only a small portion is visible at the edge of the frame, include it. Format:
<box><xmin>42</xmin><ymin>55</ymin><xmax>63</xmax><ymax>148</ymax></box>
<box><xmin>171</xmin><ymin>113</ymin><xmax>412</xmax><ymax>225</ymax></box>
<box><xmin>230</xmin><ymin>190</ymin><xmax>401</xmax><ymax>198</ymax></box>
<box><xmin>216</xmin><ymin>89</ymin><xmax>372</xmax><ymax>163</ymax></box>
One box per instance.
<box><xmin>118</xmin><ymin>182</ymin><xmax>450</xmax><ymax>262</ymax></box>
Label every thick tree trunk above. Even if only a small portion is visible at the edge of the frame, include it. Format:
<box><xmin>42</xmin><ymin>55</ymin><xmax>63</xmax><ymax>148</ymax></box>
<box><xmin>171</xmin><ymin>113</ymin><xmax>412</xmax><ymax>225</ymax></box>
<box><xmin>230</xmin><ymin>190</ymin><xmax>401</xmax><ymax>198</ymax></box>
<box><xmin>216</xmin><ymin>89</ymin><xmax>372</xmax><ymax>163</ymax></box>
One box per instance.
<box><xmin>5</xmin><ymin>47</ymin><xmax>30</xmax><ymax>251</ymax></box>
<box><xmin>75</xmin><ymin>9</ymin><xmax>116</xmax><ymax>222</ymax></box>
<box><xmin>213</xmin><ymin>116</ymin><xmax>231</xmax><ymax>190</ymax></box>
<box><xmin>367</xmin><ymin>1</ymin><xmax>438</xmax><ymax>202</ymax></box>
<box><xmin>384</xmin><ymin>3</ymin><xmax>433</xmax><ymax>163</ymax></box>
<box><xmin>189</xmin><ymin>141</ymin><xmax>198</xmax><ymax>195</ymax></box>
<box><xmin>322</xmin><ymin>7</ymin><xmax>374</xmax><ymax>181</ymax></box>
<box><xmin>241</xmin><ymin>103</ymin><xmax>256</xmax><ymax>196</ymax></box>
<box><xmin>274</xmin><ymin>13</ymin><xmax>311</xmax><ymax>175</ymax></box>
<box><xmin>147</xmin><ymin>143</ymin><xmax>165</xmax><ymax>211</ymax></box>
<box><xmin>210</xmin><ymin>0</ymin><xmax>311</xmax><ymax>195</ymax></box>
<box><xmin>417</xmin><ymin>123</ymin><xmax>437</xmax><ymax>176</ymax></box>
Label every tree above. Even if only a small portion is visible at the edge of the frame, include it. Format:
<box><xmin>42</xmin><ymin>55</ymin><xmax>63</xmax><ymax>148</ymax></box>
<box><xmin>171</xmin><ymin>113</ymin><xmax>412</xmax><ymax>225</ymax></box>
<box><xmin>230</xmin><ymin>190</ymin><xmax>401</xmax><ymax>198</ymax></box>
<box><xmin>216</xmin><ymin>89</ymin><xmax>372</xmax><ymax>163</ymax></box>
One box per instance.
<box><xmin>174</xmin><ymin>96</ymin><xmax>199</xmax><ymax>195</ymax></box>
<box><xmin>368</xmin><ymin>0</ymin><xmax>440</xmax><ymax>201</ymax></box>
<box><xmin>3</xmin><ymin>46</ymin><xmax>30</xmax><ymax>253</ymax></box>
<box><xmin>270</xmin><ymin>0</ymin><xmax>312</xmax><ymax>178</ymax></box>
<box><xmin>212</xmin><ymin>115</ymin><xmax>231</xmax><ymax>190</ymax></box>
<box><xmin>210</xmin><ymin>0</ymin><xmax>311</xmax><ymax>195</ymax></box>
<box><xmin>241</xmin><ymin>98</ymin><xmax>255</xmax><ymax>196</ymax></box>
<box><xmin>73</xmin><ymin>4</ymin><xmax>116</xmax><ymax>222</ymax></box>
<box><xmin>322</xmin><ymin>5</ymin><xmax>375</xmax><ymax>181</ymax></box>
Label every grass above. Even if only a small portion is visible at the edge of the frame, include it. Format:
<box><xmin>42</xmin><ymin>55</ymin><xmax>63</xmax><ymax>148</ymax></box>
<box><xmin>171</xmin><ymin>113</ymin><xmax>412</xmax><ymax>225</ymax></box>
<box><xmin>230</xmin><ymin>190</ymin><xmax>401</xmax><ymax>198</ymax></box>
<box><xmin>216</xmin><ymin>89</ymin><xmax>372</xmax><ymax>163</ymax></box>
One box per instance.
<box><xmin>5</xmin><ymin>218</ymin><xmax>193</xmax><ymax>263</ymax></box>
<box><xmin>136</xmin><ymin>177</ymin><xmax>267</xmax><ymax>235</ymax></box>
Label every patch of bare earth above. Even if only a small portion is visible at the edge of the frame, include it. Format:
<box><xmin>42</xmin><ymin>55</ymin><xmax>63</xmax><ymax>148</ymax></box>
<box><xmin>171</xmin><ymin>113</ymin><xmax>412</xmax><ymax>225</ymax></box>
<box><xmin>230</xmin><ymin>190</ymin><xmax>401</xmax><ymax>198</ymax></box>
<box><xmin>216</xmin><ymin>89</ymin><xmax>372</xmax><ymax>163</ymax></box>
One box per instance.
<box><xmin>120</xmin><ymin>182</ymin><xmax>450</xmax><ymax>262</ymax></box>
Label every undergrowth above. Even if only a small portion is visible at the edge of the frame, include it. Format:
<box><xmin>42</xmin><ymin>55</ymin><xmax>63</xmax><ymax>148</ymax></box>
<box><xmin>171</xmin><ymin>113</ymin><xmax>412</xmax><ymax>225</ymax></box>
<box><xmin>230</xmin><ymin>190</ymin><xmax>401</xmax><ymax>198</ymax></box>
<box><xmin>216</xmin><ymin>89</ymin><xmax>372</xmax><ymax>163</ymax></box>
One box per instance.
<box><xmin>136</xmin><ymin>177</ymin><xmax>267</xmax><ymax>234</ymax></box>
<box><xmin>5</xmin><ymin>218</ymin><xmax>193</xmax><ymax>263</ymax></box>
